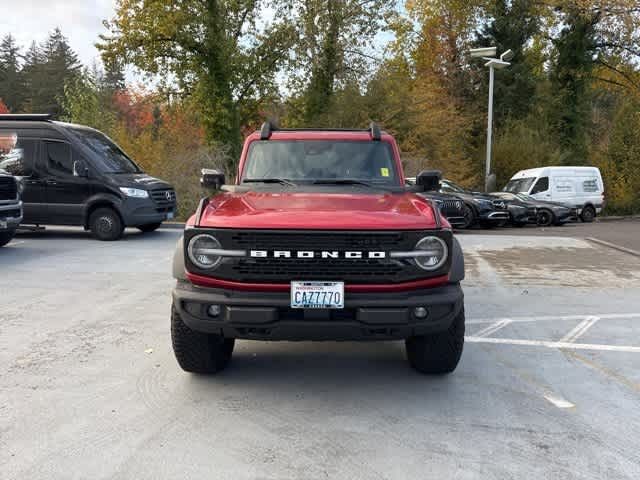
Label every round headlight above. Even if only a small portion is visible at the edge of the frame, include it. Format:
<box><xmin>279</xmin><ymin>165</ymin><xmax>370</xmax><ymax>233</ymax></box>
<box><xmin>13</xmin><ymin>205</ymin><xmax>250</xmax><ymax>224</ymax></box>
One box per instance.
<box><xmin>414</xmin><ymin>236</ymin><xmax>448</xmax><ymax>271</ymax></box>
<box><xmin>188</xmin><ymin>234</ymin><xmax>222</xmax><ymax>270</ymax></box>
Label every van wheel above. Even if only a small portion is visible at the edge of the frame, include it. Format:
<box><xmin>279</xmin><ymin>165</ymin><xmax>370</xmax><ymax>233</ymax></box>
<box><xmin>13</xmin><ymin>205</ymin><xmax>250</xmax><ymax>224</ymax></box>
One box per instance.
<box><xmin>580</xmin><ymin>206</ymin><xmax>596</xmax><ymax>223</ymax></box>
<box><xmin>137</xmin><ymin>222</ymin><xmax>162</xmax><ymax>233</ymax></box>
<box><xmin>171</xmin><ymin>305</ymin><xmax>234</xmax><ymax>374</ymax></box>
<box><xmin>0</xmin><ymin>229</ymin><xmax>16</xmax><ymax>247</ymax></box>
<box><xmin>405</xmin><ymin>307</ymin><xmax>465</xmax><ymax>374</ymax></box>
<box><xmin>537</xmin><ymin>209</ymin><xmax>554</xmax><ymax>227</ymax></box>
<box><xmin>89</xmin><ymin>207</ymin><xmax>124</xmax><ymax>241</ymax></box>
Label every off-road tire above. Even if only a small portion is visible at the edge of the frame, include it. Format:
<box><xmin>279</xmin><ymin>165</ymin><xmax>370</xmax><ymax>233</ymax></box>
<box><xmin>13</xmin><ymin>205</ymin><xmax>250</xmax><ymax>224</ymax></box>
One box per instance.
<box><xmin>0</xmin><ymin>229</ymin><xmax>16</xmax><ymax>247</ymax></box>
<box><xmin>537</xmin><ymin>209</ymin><xmax>554</xmax><ymax>227</ymax></box>
<box><xmin>137</xmin><ymin>222</ymin><xmax>162</xmax><ymax>233</ymax></box>
<box><xmin>460</xmin><ymin>204</ymin><xmax>476</xmax><ymax>229</ymax></box>
<box><xmin>580</xmin><ymin>205</ymin><xmax>596</xmax><ymax>223</ymax></box>
<box><xmin>89</xmin><ymin>207</ymin><xmax>124</xmax><ymax>241</ymax></box>
<box><xmin>405</xmin><ymin>307</ymin><xmax>465</xmax><ymax>374</ymax></box>
<box><xmin>171</xmin><ymin>305</ymin><xmax>235</xmax><ymax>374</ymax></box>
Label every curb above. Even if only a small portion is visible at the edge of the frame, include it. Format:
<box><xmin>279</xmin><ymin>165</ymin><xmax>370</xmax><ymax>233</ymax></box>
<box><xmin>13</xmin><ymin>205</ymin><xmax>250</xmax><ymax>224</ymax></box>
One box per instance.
<box><xmin>596</xmin><ymin>215</ymin><xmax>640</xmax><ymax>222</ymax></box>
<box><xmin>586</xmin><ymin>237</ymin><xmax>640</xmax><ymax>258</ymax></box>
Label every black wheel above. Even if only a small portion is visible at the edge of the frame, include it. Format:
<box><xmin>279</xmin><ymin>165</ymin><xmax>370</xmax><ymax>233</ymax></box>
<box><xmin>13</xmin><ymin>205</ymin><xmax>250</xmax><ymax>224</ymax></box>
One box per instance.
<box><xmin>580</xmin><ymin>205</ymin><xmax>596</xmax><ymax>223</ymax></box>
<box><xmin>537</xmin><ymin>209</ymin><xmax>554</xmax><ymax>227</ymax></box>
<box><xmin>89</xmin><ymin>207</ymin><xmax>124</xmax><ymax>241</ymax></box>
<box><xmin>137</xmin><ymin>222</ymin><xmax>162</xmax><ymax>233</ymax></box>
<box><xmin>460</xmin><ymin>203</ymin><xmax>476</xmax><ymax>229</ymax></box>
<box><xmin>0</xmin><ymin>229</ymin><xmax>16</xmax><ymax>247</ymax></box>
<box><xmin>171</xmin><ymin>305</ymin><xmax>235</xmax><ymax>374</ymax></box>
<box><xmin>405</xmin><ymin>306</ymin><xmax>465</xmax><ymax>374</ymax></box>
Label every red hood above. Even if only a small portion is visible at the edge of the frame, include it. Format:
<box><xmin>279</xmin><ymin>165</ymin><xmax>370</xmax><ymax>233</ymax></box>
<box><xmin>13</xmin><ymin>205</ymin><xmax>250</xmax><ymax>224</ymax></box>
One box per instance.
<box><xmin>193</xmin><ymin>191</ymin><xmax>439</xmax><ymax>230</ymax></box>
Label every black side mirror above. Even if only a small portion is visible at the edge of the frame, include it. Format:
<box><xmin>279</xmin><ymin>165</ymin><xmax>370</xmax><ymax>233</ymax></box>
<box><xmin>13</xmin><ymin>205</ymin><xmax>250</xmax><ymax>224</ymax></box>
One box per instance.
<box><xmin>201</xmin><ymin>169</ymin><xmax>225</xmax><ymax>190</ymax></box>
<box><xmin>416</xmin><ymin>170</ymin><xmax>442</xmax><ymax>192</ymax></box>
<box><xmin>73</xmin><ymin>160</ymin><xmax>89</xmax><ymax>178</ymax></box>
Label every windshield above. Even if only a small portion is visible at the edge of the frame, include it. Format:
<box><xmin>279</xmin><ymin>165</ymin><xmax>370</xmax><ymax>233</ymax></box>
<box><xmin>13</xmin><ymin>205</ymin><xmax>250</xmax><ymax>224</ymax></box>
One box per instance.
<box><xmin>441</xmin><ymin>180</ymin><xmax>466</xmax><ymax>193</ymax></box>
<box><xmin>504</xmin><ymin>177</ymin><xmax>536</xmax><ymax>193</ymax></box>
<box><xmin>71</xmin><ymin>128</ymin><xmax>141</xmax><ymax>174</ymax></box>
<box><xmin>515</xmin><ymin>193</ymin><xmax>535</xmax><ymax>201</ymax></box>
<box><xmin>241</xmin><ymin>140</ymin><xmax>399</xmax><ymax>185</ymax></box>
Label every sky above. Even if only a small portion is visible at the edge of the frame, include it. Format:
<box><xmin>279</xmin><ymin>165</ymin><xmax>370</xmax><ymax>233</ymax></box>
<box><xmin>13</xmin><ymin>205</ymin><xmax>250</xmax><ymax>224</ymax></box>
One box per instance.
<box><xmin>0</xmin><ymin>0</ymin><xmax>116</xmax><ymax>67</ymax></box>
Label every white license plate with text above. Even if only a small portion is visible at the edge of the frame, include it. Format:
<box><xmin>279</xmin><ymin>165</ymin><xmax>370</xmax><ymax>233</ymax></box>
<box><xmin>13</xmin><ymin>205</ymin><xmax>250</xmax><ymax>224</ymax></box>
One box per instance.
<box><xmin>290</xmin><ymin>281</ymin><xmax>344</xmax><ymax>309</ymax></box>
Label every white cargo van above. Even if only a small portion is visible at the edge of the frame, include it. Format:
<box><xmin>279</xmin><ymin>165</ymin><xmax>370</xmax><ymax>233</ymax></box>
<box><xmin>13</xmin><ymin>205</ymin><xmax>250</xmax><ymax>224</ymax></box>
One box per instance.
<box><xmin>503</xmin><ymin>166</ymin><xmax>604</xmax><ymax>222</ymax></box>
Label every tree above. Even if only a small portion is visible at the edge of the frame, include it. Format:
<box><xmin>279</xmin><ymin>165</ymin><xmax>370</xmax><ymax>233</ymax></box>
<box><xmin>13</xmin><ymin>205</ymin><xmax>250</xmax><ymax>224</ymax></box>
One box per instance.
<box><xmin>0</xmin><ymin>34</ymin><xmax>26</xmax><ymax>112</ymax></box>
<box><xmin>98</xmin><ymin>0</ymin><xmax>296</xmax><ymax>172</ymax></box>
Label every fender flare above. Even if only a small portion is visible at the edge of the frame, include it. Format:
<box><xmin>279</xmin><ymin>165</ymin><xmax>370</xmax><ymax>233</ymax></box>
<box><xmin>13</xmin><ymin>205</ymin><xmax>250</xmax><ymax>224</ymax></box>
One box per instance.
<box><xmin>449</xmin><ymin>237</ymin><xmax>465</xmax><ymax>283</ymax></box>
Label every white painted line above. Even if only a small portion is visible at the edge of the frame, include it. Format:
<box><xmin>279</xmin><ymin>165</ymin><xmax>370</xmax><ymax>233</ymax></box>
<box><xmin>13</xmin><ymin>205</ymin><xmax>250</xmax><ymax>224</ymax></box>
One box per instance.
<box><xmin>465</xmin><ymin>336</ymin><xmax>640</xmax><ymax>353</ymax></box>
<box><xmin>586</xmin><ymin>237</ymin><xmax>640</xmax><ymax>258</ymax></box>
<box><xmin>559</xmin><ymin>316</ymin><xmax>600</xmax><ymax>343</ymax></box>
<box><xmin>474</xmin><ymin>319</ymin><xmax>512</xmax><ymax>338</ymax></box>
<box><xmin>543</xmin><ymin>393</ymin><xmax>575</xmax><ymax>409</ymax></box>
<box><xmin>467</xmin><ymin>312</ymin><xmax>640</xmax><ymax>324</ymax></box>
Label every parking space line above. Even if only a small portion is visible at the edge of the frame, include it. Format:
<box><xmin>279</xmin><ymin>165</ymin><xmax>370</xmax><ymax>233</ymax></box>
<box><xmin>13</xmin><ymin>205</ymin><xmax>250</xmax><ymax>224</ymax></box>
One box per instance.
<box><xmin>465</xmin><ymin>336</ymin><xmax>640</xmax><ymax>353</ymax></box>
<box><xmin>467</xmin><ymin>312</ymin><xmax>640</xmax><ymax>324</ymax></box>
<box><xmin>473</xmin><ymin>319</ymin><xmax>512</xmax><ymax>338</ymax></box>
<box><xmin>559</xmin><ymin>316</ymin><xmax>600</xmax><ymax>343</ymax></box>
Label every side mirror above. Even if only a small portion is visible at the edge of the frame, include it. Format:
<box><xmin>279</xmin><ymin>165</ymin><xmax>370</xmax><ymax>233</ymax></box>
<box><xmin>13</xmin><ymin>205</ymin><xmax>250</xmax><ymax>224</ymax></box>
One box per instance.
<box><xmin>201</xmin><ymin>169</ymin><xmax>225</xmax><ymax>190</ymax></box>
<box><xmin>416</xmin><ymin>170</ymin><xmax>442</xmax><ymax>192</ymax></box>
<box><xmin>73</xmin><ymin>160</ymin><xmax>88</xmax><ymax>178</ymax></box>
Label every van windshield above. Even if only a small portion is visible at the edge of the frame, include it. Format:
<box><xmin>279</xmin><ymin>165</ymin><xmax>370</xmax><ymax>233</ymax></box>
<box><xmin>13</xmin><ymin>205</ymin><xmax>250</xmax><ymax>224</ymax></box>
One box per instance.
<box><xmin>504</xmin><ymin>177</ymin><xmax>536</xmax><ymax>193</ymax></box>
<box><xmin>71</xmin><ymin>128</ymin><xmax>142</xmax><ymax>174</ymax></box>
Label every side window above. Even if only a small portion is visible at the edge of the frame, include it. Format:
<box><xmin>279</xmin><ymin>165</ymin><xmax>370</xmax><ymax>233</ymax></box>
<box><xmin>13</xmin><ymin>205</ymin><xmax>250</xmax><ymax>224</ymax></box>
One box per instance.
<box><xmin>582</xmin><ymin>178</ymin><xmax>598</xmax><ymax>193</ymax></box>
<box><xmin>531</xmin><ymin>176</ymin><xmax>549</xmax><ymax>194</ymax></box>
<box><xmin>45</xmin><ymin>141</ymin><xmax>73</xmax><ymax>175</ymax></box>
<box><xmin>0</xmin><ymin>131</ymin><xmax>37</xmax><ymax>177</ymax></box>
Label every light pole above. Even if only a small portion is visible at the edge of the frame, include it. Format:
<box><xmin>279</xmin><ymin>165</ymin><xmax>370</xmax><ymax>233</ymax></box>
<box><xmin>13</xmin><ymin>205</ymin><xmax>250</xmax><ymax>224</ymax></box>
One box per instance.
<box><xmin>470</xmin><ymin>47</ymin><xmax>513</xmax><ymax>192</ymax></box>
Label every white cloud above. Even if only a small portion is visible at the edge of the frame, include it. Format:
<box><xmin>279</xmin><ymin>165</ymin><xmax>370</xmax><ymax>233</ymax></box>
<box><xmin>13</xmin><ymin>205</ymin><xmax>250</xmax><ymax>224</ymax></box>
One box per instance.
<box><xmin>0</xmin><ymin>0</ymin><xmax>116</xmax><ymax>67</ymax></box>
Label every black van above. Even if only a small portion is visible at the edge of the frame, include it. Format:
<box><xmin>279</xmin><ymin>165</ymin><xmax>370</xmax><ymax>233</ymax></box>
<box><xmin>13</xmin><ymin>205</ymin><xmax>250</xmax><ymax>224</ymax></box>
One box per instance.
<box><xmin>0</xmin><ymin>114</ymin><xmax>176</xmax><ymax>240</ymax></box>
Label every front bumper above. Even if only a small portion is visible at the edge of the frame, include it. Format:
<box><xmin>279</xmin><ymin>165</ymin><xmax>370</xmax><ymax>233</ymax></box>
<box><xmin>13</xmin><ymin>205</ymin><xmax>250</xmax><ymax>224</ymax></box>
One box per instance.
<box><xmin>0</xmin><ymin>201</ymin><xmax>23</xmax><ymax>229</ymax></box>
<box><xmin>173</xmin><ymin>281</ymin><xmax>464</xmax><ymax>341</ymax></box>
<box><xmin>119</xmin><ymin>197</ymin><xmax>176</xmax><ymax>227</ymax></box>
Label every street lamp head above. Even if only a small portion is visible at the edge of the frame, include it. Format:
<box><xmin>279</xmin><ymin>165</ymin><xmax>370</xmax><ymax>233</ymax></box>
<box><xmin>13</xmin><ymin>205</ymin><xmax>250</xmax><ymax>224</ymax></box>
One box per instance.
<box><xmin>484</xmin><ymin>59</ymin><xmax>511</xmax><ymax>70</ymax></box>
<box><xmin>469</xmin><ymin>47</ymin><xmax>497</xmax><ymax>58</ymax></box>
<box><xmin>500</xmin><ymin>49</ymin><xmax>515</xmax><ymax>62</ymax></box>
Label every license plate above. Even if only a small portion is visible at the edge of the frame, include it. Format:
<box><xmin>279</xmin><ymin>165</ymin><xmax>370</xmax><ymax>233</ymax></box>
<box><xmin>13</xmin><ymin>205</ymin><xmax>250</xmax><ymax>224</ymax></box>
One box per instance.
<box><xmin>0</xmin><ymin>220</ymin><xmax>7</xmax><ymax>230</ymax></box>
<box><xmin>291</xmin><ymin>281</ymin><xmax>344</xmax><ymax>309</ymax></box>
<box><xmin>166</xmin><ymin>211</ymin><xmax>174</xmax><ymax>220</ymax></box>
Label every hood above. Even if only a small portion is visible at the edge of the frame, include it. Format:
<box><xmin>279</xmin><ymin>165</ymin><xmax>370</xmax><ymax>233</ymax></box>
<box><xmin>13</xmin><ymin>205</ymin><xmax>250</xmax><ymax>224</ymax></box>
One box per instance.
<box><xmin>196</xmin><ymin>190</ymin><xmax>438</xmax><ymax>230</ymax></box>
<box><xmin>108</xmin><ymin>173</ymin><xmax>172</xmax><ymax>190</ymax></box>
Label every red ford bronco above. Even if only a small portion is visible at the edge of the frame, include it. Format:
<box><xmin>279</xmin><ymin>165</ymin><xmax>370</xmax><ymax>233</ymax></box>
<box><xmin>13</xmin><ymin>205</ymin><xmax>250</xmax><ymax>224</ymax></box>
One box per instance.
<box><xmin>171</xmin><ymin>123</ymin><xmax>465</xmax><ymax>374</ymax></box>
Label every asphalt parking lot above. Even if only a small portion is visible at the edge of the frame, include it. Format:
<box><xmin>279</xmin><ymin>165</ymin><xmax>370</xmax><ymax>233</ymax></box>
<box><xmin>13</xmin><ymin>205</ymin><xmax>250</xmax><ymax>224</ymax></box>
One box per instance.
<box><xmin>2</xmin><ymin>223</ymin><xmax>640</xmax><ymax>479</ymax></box>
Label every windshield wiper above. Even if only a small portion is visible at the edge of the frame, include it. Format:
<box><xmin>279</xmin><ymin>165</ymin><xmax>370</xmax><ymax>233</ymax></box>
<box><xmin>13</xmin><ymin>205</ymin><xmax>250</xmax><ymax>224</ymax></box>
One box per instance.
<box><xmin>312</xmin><ymin>179</ymin><xmax>388</xmax><ymax>189</ymax></box>
<box><xmin>242</xmin><ymin>178</ymin><xmax>297</xmax><ymax>186</ymax></box>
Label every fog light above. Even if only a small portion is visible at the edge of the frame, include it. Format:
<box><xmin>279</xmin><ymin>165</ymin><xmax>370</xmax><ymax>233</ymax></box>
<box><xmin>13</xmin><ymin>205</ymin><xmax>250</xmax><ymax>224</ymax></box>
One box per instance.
<box><xmin>413</xmin><ymin>307</ymin><xmax>428</xmax><ymax>319</ymax></box>
<box><xmin>207</xmin><ymin>305</ymin><xmax>221</xmax><ymax>317</ymax></box>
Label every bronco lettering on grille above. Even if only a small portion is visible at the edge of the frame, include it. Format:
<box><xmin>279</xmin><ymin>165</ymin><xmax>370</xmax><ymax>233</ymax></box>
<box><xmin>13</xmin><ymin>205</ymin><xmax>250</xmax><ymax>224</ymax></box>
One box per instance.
<box><xmin>250</xmin><ymin>250</ymin><xmax>387</xmax><ymax>259</ymax></box>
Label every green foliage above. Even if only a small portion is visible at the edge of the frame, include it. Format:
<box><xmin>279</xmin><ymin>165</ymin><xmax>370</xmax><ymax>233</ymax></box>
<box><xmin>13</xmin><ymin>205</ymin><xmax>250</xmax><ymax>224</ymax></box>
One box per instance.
<box><xmin>60</xmin><ymin>69</ymin><xmax>115</xmax><ymax>132</ymax></box>
<box><xmin>0</xmin><ymin>35</ymin><xmax>26</xmax><ymax>112</ymax></box>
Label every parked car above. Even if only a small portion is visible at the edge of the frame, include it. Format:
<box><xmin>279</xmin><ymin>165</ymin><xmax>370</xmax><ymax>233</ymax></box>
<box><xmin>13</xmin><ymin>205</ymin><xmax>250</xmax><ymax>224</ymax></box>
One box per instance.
<box><xmin>0</xmin><ymin>167</ymin><xmax>22</xmax><ymax>247</ymax></box>
<box><xmin>171</xmin><ymin>123</ymin><xmax>466</xmax><ymax>375</ymax></box>
<box><xmin>503</xmin><ymin>166</ymin><xmax>603</xmax><ymax>222</ymax></box>
<box><xmin>489</xmin><ymin>192</ymin><xmax>537</xmax><ymax>227</ymax></box>
<box><xmin>0</xmin><ymin>114</ymin><xmax>177</xmax><ymax>240</ymax></box>
<box><xmin>438</xmin><ymin>179</ymin><xmax>510</xmax><ymax>228</ymax></box>
<box><xmin>406</xmin><ymin>177</ymin><xmax>466</xmax><ymax>228</ymax></box>
<box><xmin>492</xmin><ymin>192</ymin><xmax>576</xmax><ymax>226</ymax></box>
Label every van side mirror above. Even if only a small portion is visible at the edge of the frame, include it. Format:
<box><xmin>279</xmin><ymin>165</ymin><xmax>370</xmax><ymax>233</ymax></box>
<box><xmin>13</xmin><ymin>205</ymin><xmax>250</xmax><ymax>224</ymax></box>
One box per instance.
<box><xmin>201</xmin><ymin>169</ymin><xmax>225</xmax><ymax>190</ymax></box>
<box><xmin>73</xmin><ymin>160</ymin><xmax>88</xmax><ymax>178</ymax></box>
<box><xmin>416</xmin><ymin>170</ymin><xmax>442</xmax><ymax>192</ymax></box>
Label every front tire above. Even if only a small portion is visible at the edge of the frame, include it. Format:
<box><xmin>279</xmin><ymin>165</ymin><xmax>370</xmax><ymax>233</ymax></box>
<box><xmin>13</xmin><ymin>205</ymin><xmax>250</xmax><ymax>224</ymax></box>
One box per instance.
<box><xmin>171</xmin><ymin>305</ymin><xmax>235</xmax><ymax>374</ymax></box>
<box><xmin>0</xmin><ymin>229</ymin><xmax>16</xmax><ymax>247</ymax></box>
<box><xmin>580</xmin><ymin>205</ymin><xmax>596</xmax><ymax>223</ymax></box>
<box><xmin>137</xmin><ymin>222</ymin><xmax>162</xmax><ymax>233</ymax></box>
<box><xmin>537</xmin><ymin>209</ymin><xmax>554</xmax><ymax>227</ymax></box>
<box><xmin>89</xmin><ymin>207</ymin><xmax>124</xmax><ymax>241</ymax></box>
<box><xmin>460</xmin><ymin>204</ymin><xmax>476</xmax><ymax>229</ymax></box>
<box><xmin>405</xmin><ymin>307</ymin><xmax>465</xmax><ymax>374</ymax></box>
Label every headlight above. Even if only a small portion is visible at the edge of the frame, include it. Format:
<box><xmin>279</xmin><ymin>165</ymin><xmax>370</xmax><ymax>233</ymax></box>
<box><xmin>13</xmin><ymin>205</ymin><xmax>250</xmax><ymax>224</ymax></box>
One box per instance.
<box><xmin>413</xmin><ymin>236</ymin><xmax>448</xmax><ymax>271</ymax></box>
<box><xmin>119</xmin><ymin>187</ymin><xmax>149</xmax><ymax>198</ymax></box>
<box><xmin>188</xmin><ymin>234</ymin><xmax>223</xmax><ymax>270</ymax></box>
<box><xmin>473</xmin><ymin>198</ymin><xmax>492</xmax><ymax>205</ymax></box>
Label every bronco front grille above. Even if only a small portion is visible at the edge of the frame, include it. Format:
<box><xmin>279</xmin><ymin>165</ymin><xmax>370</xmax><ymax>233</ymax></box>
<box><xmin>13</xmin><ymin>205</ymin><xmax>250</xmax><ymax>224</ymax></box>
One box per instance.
<box><xmin>186</xmin><ymin>229</ymin><xmax>452</xmax><ymax>284</ymax></box>
<box><xmin>0</xmin><ymin>177</ymin><xmax>17</xmax><ymax>201</ymax></box>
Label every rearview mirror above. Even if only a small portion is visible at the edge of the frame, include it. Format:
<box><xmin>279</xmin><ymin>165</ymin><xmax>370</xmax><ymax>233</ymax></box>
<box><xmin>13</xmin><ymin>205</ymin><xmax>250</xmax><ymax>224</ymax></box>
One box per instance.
<box><xmin>201</xmin><ymin>169</ymin><xmax>225</xmax><ymax>190</ymax></box>
<box><xmin>416</xmin><ymin>170</ymin><xmax>442</xmax><ymax>192</ymax></box>
<box><xmin>73</xmin><ymin>160</ymin><xmax>88</xmax><ymax>178</ymax></box>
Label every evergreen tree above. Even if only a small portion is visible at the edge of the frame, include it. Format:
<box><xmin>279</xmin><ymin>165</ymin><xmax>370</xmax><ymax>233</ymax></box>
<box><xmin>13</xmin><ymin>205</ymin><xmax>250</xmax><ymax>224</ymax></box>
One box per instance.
<box><xmin>0</xmin><ymin>34</ymin><xmax>26</xmax><ymax>112</ymax></box>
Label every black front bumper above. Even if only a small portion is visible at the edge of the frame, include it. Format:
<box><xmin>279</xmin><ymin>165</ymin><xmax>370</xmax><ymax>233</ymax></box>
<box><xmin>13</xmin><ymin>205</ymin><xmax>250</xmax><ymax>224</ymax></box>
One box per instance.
<box><xmin>173</xmin><ymin>281</ymin><xmax>464</xmax><ymax>341</ymax></box>
<box><xmin>120</xmin><ymin>197</ymin><xmax>176</xmax><ymax>227</ymax></box>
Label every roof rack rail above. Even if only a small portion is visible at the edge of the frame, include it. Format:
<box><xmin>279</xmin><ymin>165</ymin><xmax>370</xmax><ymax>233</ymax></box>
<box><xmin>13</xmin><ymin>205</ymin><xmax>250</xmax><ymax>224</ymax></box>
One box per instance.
<box><xmin>258</xmin><ymin>121</ymin><xmax>383</xmax><ymax>140</ymax></box>
<box><xmin>0</xmin><ymin>114</ymin><xmax>53</xmax><ymax>121</ymax></box>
